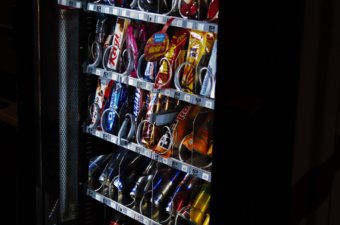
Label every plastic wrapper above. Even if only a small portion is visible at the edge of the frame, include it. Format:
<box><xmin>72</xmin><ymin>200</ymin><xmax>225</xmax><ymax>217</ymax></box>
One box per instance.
<box><xmin>207</xmin><ymin>0</ymin><xmax>219</xmax><ymax>21</ymax></box>
<box><xmin>107</xmin><ymin>17</ymin><xmax>130</xmax><ymax>71</ymax></box>
<box><xmin>165</xmin><ymin>174</ymin><xmax>198</xmax><ymax>214</ymax></box>
<box><xmin>140</xmin><ymin>92</ymin><xmax>160</xmax><ymax>148</ymax></box>
<box><xmin>179</xmin><ymin>0</ymin><xmax>209</xmax><ymax>20</ymax></box>
<box><xmin>113</xmin><ymin>154</ymin><xmax>151</xmax><ymax>204</ymax></box>
<box><xmin>200</xmin><ymin>40</ymin><xmax>217</xmax><ymax>98</ymax></box>
<box><xmin>151</xmin><ymin>168</ymin><xmax>185</xmax><ymax>208</ymax></box>
<box><xmin>101</xmin><ymin>83</ymin><xmax>129</xmax><ymax>134</ymax></box>
<box><xmin>182</xmin><ymin>111</ymin><xmax>213</xmax><ymax>156</ymax></box>
<box><xmin>179</xmin><ymin>31</ymin><xmax>215</xmax><ymax>93</ymax></box>
<box><xmin>190</xmin><ymin>184</ymin><xmax>210</xmax><ymax>225</ymax></box>
<box><xmin>88</xmin><ymin>154</ymin><xmax>113</xmax><ymax>189</ymax></box>
<box><xmin>89</xmin><ymin>79</ymin><xmax>114</xmax><ymax>129</ymax></box>
<box><xmin>144</xmin><ymin>18</ymin><xmax>174</xmax><ymax>62</ymax></box>
<box><xmin>126</xmin><ymin>22</ymin><xmax>147</xmax><ymax>77</ymax></box>
<box><xmin>130</xmin><ymin>161</ymin><xmax>158</xmax><ymax>201</ymax></box>
<box><xmin>154</xmin><ymin>29</ymin><xmax>189</xmax><ymax>89</ymax></box>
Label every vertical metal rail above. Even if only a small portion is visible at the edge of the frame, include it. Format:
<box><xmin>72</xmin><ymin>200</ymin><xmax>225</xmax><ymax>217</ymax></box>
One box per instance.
<box><xmin>57</xmin><ymin>8</ymin><xmax>80</xmax><ymax>222</ymax></box>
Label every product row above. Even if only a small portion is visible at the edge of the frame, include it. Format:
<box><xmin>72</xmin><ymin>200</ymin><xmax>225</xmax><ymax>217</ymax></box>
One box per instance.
<box><xmin>88</xmin><ymin>149</ymin><xmax>210</xmax><ymax>225</ymax></box>
<box><xmin>87</xmin><ymin>78</ymin><xmax>213</xmax><ymax>168</ymax></box>
<box><xmin>88</xmin><ymin>14</ymin><xmax>217</xmax><ymax>98</ymax></box>
<box><xmin>88</xmin><ymin>0</ymin><xmax>219</xmax><ymax>21</ymax></box>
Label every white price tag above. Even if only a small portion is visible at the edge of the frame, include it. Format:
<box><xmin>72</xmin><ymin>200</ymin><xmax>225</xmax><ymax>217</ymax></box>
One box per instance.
<box><xmin>176</xmin><ymin>20</ymin><xmax>183</xmax><ymax>27</ymax></box>
<box><xmin>111</xmin><ymin>136</ymin><xmax>117</xmax><ymax>144</ymax></box>
<box><xmin>184</xmin><ymin>94</ymin><xmax>191</xmax><ymax>102</ymax></box>
<box><xmin>121</xmin><ymin>10</ymin><xmax>127</xmax><ymax>17</ymax></box>
<box><xmin>144</xmin><ymin>150</ymin><xmax>151</xmax><ymax>158</ymax></box>
<box><xmin>128</xmin><ymin>78</ymin><xmax>134</xmax><ymax>86</ymax></box>
<box><xmin>112</xmin><ymin>8</ymin><xmax>119</xmax><ymax>15</ymax></box>
<box><xmin>127</xmin><ymin>210</ymin><xmax>134</xmax><ymax>218</ymax></box>
<box><xmin>110</xmin><ymin>201</ymin><xmax>116</xmax><ymax>209</ymax></box>
<box><xmin>76</xmin><ymin>1</ymin><xmax>82</xmax><ymax>8</ymax></box>
<box><xmin>130</xmin><ymin>11</ymin><xmax>137</xmax><ymax>19</ymax></box>
<box><xmin>95</xmin><ymin>130</ymin><xmax>101</xmax><ymax>137</ymax></box>
<box><xmin>110</xmin><ymin>136</ymin><xmax>115</xmax><ymax>143</ymax></box>
<box><xmin>143</xmin><ymin>217</ymin><xmax>150</xmax><ymax>225</ymax></box>
<box><xmin>164</xmin><ymin>89</ymin><xmax>171</xmax><ymax>96</ymax></box>
<box><xmin>197</xmin><ymin>23</ymin><xmax>205</xmax><ymax>31</ymax></box>
<box><xmin>181</xmin><ymin>164</ymin><xmax>188</xmax><ymax>172</ymax></box>
<box><xmin>61</xmin><ymin>0</ymin><xmax>66</xmax><ymax>6</ymax></box>
<box><xmin>88</xmin><ymin>3</ymin><xmax>94</xmax><ymax>11</ymax></box>
<box><xmin>187</xmin><ymin>21</ymin><xmax>193</xmax><ymax>29</ymax></box>
<box><xmin>95</xmin><ymin>193</ymin><xmax>101</xmax><ymax>201</ymax></box>
<box><xmin>139</xmin><ymin>13</ymin><xmax>145</xmax><ymax>20</ymax></box>
<box><xmin>112</xmin><ymin>73</ymin><xmax>117</xmax><ymax>81</ymax></box>
<box><xmin>162</xmin><ymin>157</ymin><xmax>169</xmax><ymax>165</ymax></box>
<box><xmin>202</xmin><ymin>172</ymin><xmax>209</xmax><ymax>181</ymax></box>
<box><xmin>112</xmin><ymin>8</ymin><xmax>118</xmax><ymax>15</ymax></box>
<box><xmin>146</xmin><ymin>83</ymin><xmax>153</xmax><ymax>91</ymax></box>
<box><xmin>95</xmin><ymin>69</ymin><xmax>101</xmax><ymax>76</ymax></box>
<box><xmin>104</xmin><ymin>7</ymin><xmax>110</xmax><ymax>14</ymax></box>
<box><xmin>157</xmin><ymin>16</ymin><xmax>164</xmax><ymax>23</ymax></box>
<box><xmin>205</xmin><ymin>100</ymin><xmax>213</xmax><ymax>108</ymax></box>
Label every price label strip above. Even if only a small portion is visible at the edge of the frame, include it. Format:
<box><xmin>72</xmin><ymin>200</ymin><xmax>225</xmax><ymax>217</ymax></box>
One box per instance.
<box><xmin>181</xmin><ymin>164</ymin><xmax>188</xmax><ymax>173</ymax></box>
<box><xmin>104</xmin><ymin>6</ymin><xmax>110</xmax><ymax>14</ymax></box>
<box><xmin>88</xmin><ymin>3</ymin><xmax>95</xmax><ymax>11</ymax></box>
<box><xmin>95</xmin><ymin>193</ymin><xmax>102</xmax><ymax>201</ymax></box>
<box><xmin>102</xmin><ymin>133</ymin><xmax>112</xmax><ymax>142</ymax></box>
<box><xmin>197</xmin><ymin>23</ymin><xmax>205</xmax><ymax>31</ymax></box>
<box><xmin>190</xmin><ymin>167</ymin><xmax>211</xmax><ymax>182</ymax></box>
<box><xmin>103</xmin><ymin>197</ymin><xmax>111</xmax><ymax>207</ymax></box>
<box><xmin>127</xmin><ymin>209</ymin><xmax>135</xmax><ymax>219</ymax></box>
<box><xmin>112</xmin><ymin>7</ymin><xmax>119</xmax><ymax>15</ymax></box>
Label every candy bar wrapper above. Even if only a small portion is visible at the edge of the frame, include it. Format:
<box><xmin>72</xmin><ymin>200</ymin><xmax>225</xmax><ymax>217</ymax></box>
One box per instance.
<box><xmin>103</xmin><ymin>34</ymin><xmax>113</xmax><ymax>49</ymax></box>
<box><xmin>141</xmin><ymin>94</ymin><xmax>175</xmax><ymax>148</ymax></box>
<box><xmin>200</xmin><ymin>40</ymin><xmax>217</xmax><ymax>98</ymax></box>
<box><xmin>126</xmin><ymin>22</ymin><xmax>147</xmax><ymax>77</ymax></box>
<box><xmin>90</xmin><ymin>79</ymin><xmax>114</xmax><ymax>127</ymax></box>
<box><xmin>152</xmin><ymin>97</ymin><xmax>180</xmax><ymax>157</ymax></box>
<box><xmin>207</xmin><ymin>143</ymin><xmax>213</xmax><ymax>157</ymax></box>
<box><xmin>182</xmin><ymin>111</ymin><xmax>213</xmax><ymax>156</ymax></box>
<box><xmin>172</xmin><ymin>105</ymin><xmax>202</xmax><ymax>149</ymax></box>
<box><xmin>154</xmin><ymin>29</ymin><xmax>189</xmax><ymax>89</ymax></box>
<box><xmin>107</xmin><ymin>17</ymin><xmax>130</xmax><ymax>71</ymax></box>
<box><xmin>141</xmin><ymin>92</ymin><xmax>161</xmax><ymax>148</ymax></box>
<box><xmin>102</xmin><ymin>83</ymin><xmax>129</xmax><ymax>134</ymax></box>
<box><xmin>179</xmin><ymin>0</ymin><xmax>198</xmax><ymax>19</ymax></box>
<box><xmin>174</xmin><ymin>49</ymin><xmax>187</xmax><ymax>70</ymax></box>
<box><xmin>95</xmin><ymin>14</ymin><xmax>108</xmax><ymax>44</ymax></box>
<box><xmin>133</xmin><ymin>88</ymin><xmax>149</xmax><ymax>125</ymax></box>
<box><xmin>181</xmin><ymin>31</ymin><xmax>215</xmax><ymax>93</ymax></box>
<box><xmin>207</xmin><ymin>0</ymin><xmax>219</xmax><ymax>21</ymax></box>
<box><xmin>153</xmin><ymin>130</ymin><xmax>172</xmax><ymax>158</ymax></box>
<box><xmin>144</xmin><ymin>61</ymin><xmax>157</xmax><ymax>82</ymax></box>
<box><xmin>179</xmin><ymin>0</ymin><xmax>209</xmax><ymax>20</ymax></box>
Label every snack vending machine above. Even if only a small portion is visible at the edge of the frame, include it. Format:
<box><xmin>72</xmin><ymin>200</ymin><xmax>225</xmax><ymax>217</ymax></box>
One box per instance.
<box><xmin>17</xmin><ymin>0</ymin><xmax>340</xmax><ymax>225</ymax></box>
<box><xmin>34</xmin><ymin>1</ymin><xmax>219</xmax><ymax>225</ymax></box>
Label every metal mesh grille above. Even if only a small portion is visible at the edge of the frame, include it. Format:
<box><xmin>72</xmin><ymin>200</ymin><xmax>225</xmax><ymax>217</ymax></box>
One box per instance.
<box><xmin>57</xmin><ymin>8</ymin><xmax>80</xmax><ymax>222</ymax></box>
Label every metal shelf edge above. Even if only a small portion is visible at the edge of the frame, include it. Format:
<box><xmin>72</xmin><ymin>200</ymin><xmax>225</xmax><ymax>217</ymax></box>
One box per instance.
<box><xmin>57</xmin><ymin>0</ymin><xmax>82</xmax><ymax>8</ymax></box>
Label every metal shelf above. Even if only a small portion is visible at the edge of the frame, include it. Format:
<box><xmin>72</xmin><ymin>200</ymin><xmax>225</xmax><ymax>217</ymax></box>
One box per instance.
<box><xmin>87</xmin><ymin>189</ymin><xmax>160</xmax><ymax>225</ymax></box>
<box><xmin>87</xmin><ymin>3</ymin><xmax>218</xmax><ymax>33</ymax></box>
<box><xmin>57</xmin><ymin>0</ymin><xmax>82</xmax><ymax>8</ymax></box>
<box><xmin>85</xmin><ymin>66</ymin><xmax>215</xmax><ymax>110</ymax></box>
<box><xmin>85</xmin><ymin>126</ymin><xmax>212</xmax><ymax>182</ymax></box>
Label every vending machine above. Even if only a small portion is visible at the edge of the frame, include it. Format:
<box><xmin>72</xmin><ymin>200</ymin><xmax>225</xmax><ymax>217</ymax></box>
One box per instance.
<box><xmin>16</xmin><ymin>1</ymin><xmax>340</xmax><ymax>225</ymax></box>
